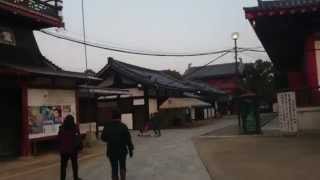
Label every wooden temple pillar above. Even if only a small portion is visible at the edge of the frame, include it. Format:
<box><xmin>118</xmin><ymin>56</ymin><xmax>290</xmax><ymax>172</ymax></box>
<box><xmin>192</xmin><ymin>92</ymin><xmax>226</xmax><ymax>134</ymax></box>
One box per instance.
<box><xmin>143</xmin><ymin>87</ymin><xmax>150</xmax><ymax>123</ymax></box>
<box><xmin>20</xmin><ymin>81</ymin><xmax>31</xmax><ymax>156</ymax></box>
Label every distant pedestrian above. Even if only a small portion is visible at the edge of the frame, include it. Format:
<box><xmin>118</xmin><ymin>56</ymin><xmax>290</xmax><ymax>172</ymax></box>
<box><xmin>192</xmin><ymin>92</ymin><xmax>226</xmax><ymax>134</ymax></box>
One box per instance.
<box><xmin>58</xmin><ymin>115</ymin><xmax>82</xmax><ymax>180</ymax></box>
<box><xmin>138</xmin><ymin>120</ymin><xmax>152</xmax><ymax>136</ymax></box>
<box><xmin>151</xmin><ymin>113</ymin><xmax>161</xmax><ymax>137</ymax></box>
<box><xmin>101</xmin><ymin>110</ymin><xmax>134</xmax><ymax>180</ymax></box>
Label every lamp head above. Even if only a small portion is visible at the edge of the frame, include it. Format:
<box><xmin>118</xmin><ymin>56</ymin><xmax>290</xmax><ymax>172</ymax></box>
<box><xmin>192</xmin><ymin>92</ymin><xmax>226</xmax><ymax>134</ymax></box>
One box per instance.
<box><xmin>232</xmin><ymin>32</ymin><xmax>239</xmax><ymax>40</ymax></box>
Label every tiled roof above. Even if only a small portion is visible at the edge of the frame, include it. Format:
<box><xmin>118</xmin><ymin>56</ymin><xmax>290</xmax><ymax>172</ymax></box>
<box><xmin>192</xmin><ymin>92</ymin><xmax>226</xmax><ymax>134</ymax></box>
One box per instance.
<box><xmin>182</xmin><ymin>80</ymin><xmax>225</xmax><ymax>95</ymax></box>
<box><xmin>97</xmin><ymin>57</ymin><xmax>225</xmax><ymax>95</ymax></box>
<box><xmin>184</xmin><ymin>62</ymin><xmax>244</xmax><ymax>80</ymax></box>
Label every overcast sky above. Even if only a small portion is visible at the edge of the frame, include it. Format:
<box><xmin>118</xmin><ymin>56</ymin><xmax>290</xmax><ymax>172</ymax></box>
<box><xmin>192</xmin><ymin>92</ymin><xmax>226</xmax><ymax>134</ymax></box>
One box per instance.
<box><xmin>34</xmin><ymin>0</ymin><xmax>269</xmax><ymax>74</ymax></box>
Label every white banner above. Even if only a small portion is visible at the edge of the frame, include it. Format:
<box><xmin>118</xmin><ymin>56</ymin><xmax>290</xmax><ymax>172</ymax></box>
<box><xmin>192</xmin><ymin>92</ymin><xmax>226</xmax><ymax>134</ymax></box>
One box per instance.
<box><xmin>277</xmin><ymin>92</ymin><xmax>298</xmax><ymax>134</ymax></box>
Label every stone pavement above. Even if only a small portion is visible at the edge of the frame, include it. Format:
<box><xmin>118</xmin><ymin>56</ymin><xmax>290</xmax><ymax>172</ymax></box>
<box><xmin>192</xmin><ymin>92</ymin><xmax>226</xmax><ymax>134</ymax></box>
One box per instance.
<box><xmin>195</xmin><ymin>133</ymin><xmax>320</xmax><ymax>180</ymax></box>
<box><xmin>0</xmin><ymin>118</ymin><xmax>236</xmax><ymax>180</ymax></box>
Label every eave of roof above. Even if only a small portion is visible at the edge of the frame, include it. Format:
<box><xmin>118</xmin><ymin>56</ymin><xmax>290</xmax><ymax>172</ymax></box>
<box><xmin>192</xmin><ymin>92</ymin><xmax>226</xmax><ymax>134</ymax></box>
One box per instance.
<box><xmin>244</xmin><ymin>0</ymin><xmax>320</xmax><ymax>20</ymax></box>
<box><xmin>0</xmin><ymin>0</ymin><xmax>64</xmax><ymax>29</ymax></box>
<box><xmin>160</xmin><ymin>97</ymin><xmax>211</xmax><ymax>109</ymax></box>
<box><xmin>78</xmin><ymin>85</ymin><xmax>129</xmax><ymax>96</ymax></box>
<box><xmin>97</xmin><ymin>57</ymin><xmax>226</xmax><ymax>96</ymax></box>
<box><xmin>0</xmin><ymin>63</ymin><xmax>101</xmax><ymax>81</ymax></box>
<box><xmin>99</xmin><ymin>57</ymin><xmax>196</xmax><ymax>92</ymax></box>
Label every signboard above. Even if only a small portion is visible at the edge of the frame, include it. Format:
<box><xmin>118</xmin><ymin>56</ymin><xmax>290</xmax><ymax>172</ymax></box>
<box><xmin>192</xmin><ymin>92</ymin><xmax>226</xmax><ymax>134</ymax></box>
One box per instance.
<box><xmin>28</xmin><ymin>89</ymin><xmax>76</xmax><ymax>139</ymax></box>
<box><xmin>277</xmin><ymin>92</ymin><xmax>298</xmax><ymax>134</ymax></box>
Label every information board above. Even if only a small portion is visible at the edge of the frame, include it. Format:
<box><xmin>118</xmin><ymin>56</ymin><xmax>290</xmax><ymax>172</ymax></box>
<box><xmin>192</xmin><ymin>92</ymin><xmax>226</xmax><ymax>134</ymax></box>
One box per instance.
<box><xmin>277</xmin><ymin>92</ymin><xmax>298</xmax><ymax>134</ymax></box>
<box><xmin>28</xmin><ymin>89</ymin><xmax>76</xmax><ymax>139</ymax></box>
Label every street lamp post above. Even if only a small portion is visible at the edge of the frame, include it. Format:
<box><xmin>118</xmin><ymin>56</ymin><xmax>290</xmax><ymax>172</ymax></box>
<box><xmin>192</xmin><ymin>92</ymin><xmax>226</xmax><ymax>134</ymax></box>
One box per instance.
<box><xmin>232</xmin><ymin>32</ymin><xmax>239</xmax><ymax>75</ymax></box>
<box><xmin>231</xmin><ymin>32</ymin><xmax>241</xmax><ymax>130</ymax></box>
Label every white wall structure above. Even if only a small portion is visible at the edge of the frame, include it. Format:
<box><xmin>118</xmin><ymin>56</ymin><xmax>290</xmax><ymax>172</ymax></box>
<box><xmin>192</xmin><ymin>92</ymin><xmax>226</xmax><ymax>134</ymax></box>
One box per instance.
<box><xmin>191</xmin><ymin>108</ymin><xmax>196</xmax><ymax>120</ymax></box>
<box><xmin>149</xmin><ymin>98</ymin><xmax>158</xmax><ymax>114</ymax></box>
<box><xmin>297</xmin><ymin>107</ymin><xmax>320</xmax><ymax>131</ymax></box>
<box><xmin>204</xmin><ymin>109</ymin><xmax>208</xmax><ymax>119</ymax></box>
<box><xmin>133</xmin><ymin>99</ymin><xmax>144</xmax><ymax>106</ymax></box>
<box><xmin>121</xmin><ymin>113</ymin><xmax>133</xmax><ymax>130</ymax></box>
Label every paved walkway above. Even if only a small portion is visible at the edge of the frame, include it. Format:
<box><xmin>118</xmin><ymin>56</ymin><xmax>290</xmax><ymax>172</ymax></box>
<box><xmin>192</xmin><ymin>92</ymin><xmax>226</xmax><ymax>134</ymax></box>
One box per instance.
<box><xmin>195</xmin><ymin>135</ymin><xmax>320</xmax><ymax>180</ymax></box>
<box><xmin>0</xmin><ymin>118</ymin><xmax>236</xmax><ymax>180</ymax></box>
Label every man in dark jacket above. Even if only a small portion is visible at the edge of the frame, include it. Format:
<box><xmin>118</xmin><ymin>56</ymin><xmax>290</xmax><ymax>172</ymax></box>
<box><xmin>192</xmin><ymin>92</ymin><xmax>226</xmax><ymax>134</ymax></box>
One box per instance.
<box><xmin>101</xmin><ymin>110</ymin><xmax>134</xmax><ymax>180</ymax></box>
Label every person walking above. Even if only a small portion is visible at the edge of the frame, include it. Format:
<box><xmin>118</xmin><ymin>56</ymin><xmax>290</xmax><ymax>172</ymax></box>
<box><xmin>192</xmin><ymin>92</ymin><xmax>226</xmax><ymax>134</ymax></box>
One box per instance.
<box><xmin>58</xmin><ymin>115</ymin><xmax>82</xmax><ymax>180</ymax></box>
<box><xmin>151</xmin><ymin>113</ymin><xmax>161</xmax><ymax>137</ymax></box>
<box><xmin>101</xmin><ymin>110</ymin><xmax>134</xmax><ymax>180</ymax></box>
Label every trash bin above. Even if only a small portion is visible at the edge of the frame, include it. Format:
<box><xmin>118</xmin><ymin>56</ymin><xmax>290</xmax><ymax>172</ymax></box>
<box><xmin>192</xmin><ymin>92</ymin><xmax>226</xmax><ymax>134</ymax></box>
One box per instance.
<box><xmin>239</xmin><ymin>94</ymin><xmax>261</xmax><ymax>134</ymax></box>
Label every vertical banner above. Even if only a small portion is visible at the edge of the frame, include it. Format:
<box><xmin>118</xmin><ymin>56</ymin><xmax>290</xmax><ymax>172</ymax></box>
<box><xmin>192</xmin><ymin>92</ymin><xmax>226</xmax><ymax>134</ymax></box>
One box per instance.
<box><xmin>277</xmin><ymin>92</ymin><xmax>298</xmax><ymax>134</ymax></box>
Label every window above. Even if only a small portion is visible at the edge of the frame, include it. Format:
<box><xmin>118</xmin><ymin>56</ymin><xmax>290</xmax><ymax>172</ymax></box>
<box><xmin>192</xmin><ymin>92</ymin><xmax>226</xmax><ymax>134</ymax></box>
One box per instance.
<box><xmin>0</xmin><ymin>27</ymin><xmax>16</xmax><ymax>46</ymax></box>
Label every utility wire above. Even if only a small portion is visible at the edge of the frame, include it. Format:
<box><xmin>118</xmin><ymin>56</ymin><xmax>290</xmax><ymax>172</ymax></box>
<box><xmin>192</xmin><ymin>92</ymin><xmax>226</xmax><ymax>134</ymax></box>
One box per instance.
<box><xmin>39</xmin><ymin>30</ymin><xmax>233</xmax><ymax>57</ymax></box>
<box><xmin>239</xmin><ymin>47</ymin><xmax>266</xmax><ymax>53</ymax></box>
<box><xmin>239</xmin><ymin>51</ymin><xmax>270</xmax><ymax>61</ymax></box>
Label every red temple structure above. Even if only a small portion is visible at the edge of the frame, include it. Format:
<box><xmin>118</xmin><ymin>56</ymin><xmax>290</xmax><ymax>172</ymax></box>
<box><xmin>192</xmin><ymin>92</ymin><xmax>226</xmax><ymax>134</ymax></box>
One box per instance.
<box><xmin>184</xmin><ymin>62</ymin><xmax>245</xmax><ymax>114</ymax></box>
<box><xmin>0</xmin><ymin>0</ymin><xmax>64</xmax><ymax>29</ymax></box>
<box><xmin>184</xmin><ymin>62</ymin><xmax>244</xmax><ymax>96</ymax></box>
<box><xmin>0</xmin><ymin>0</ymin><xmax>102</xmax><ymax>157</ymax></box>
<box><xmin>244</xmin><ymin>0</ymin><xmax>320</xmax><ymax>107</ymax></box>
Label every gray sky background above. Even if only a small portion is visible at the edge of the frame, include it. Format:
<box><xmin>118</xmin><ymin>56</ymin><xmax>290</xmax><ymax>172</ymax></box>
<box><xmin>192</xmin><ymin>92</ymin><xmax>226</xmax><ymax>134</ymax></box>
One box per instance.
<box><xmin>34</xmin><ymin>0</ymin><xmax>269</xmax><ymax>74</ymax></box>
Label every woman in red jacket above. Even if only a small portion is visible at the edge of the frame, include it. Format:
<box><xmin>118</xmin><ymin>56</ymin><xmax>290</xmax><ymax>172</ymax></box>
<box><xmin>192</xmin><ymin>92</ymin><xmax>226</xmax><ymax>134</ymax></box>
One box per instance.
<box><xmin>58</xmin><ymin>115</ymin><xmax>82</xmax><ymax>180</ymax></box>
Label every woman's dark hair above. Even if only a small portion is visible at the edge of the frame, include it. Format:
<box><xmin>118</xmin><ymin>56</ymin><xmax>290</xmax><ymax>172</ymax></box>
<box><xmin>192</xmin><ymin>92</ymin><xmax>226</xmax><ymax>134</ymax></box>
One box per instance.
<box><xmin>63</xmin><ymin>115</ymin><xmax>76</xmax><ymax>130</ymax></box>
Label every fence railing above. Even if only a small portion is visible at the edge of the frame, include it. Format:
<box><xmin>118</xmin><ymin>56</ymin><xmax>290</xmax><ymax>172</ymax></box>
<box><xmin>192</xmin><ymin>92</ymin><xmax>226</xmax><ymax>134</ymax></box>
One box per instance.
<box><xmin>0</xmin><ymin>0</ymin><xmax>62</xmax><ymax>19</ymax></box>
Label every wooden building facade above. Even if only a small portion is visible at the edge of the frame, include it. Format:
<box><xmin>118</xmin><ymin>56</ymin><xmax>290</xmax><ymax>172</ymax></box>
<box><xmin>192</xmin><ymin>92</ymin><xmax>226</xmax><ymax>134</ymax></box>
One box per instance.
<box><xmin>96</xmin><ymin>57</ymin><xmax>225</xmax><ymax>130</ymax></box>
<box><xmin>0</xmin><ymin>0</ymin><xmax>102</xmax><ymax>157</ymax></box>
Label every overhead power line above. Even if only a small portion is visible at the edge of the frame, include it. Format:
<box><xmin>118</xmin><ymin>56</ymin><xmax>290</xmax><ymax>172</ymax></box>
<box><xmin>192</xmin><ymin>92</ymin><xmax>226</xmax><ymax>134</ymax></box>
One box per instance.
<box><xmin>239</xmin><ymin>47</ymin><xmax>266</xmax><ymax>53</ymax></box>
<box><xmin>39</xmin><ymin>30</ymin><xmax>233</xmax><ymax>57</ymax></box>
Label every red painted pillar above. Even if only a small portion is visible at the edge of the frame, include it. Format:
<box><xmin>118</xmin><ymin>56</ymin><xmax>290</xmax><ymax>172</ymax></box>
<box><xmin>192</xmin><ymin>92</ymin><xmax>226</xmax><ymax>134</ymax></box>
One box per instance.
<box><xmin>305</xmin><ymin>34</ymin><xmax>318</xmax><ymax>88</ymax></box>
<box><xmin>20</xmin><ymin>82</ymin><xmax>31</xmax><ymax>156</ymax></box>
<box><xmin>304</xmin><ymin>33</ymin><xmax>320</xmax><ymax>105</ymax></box>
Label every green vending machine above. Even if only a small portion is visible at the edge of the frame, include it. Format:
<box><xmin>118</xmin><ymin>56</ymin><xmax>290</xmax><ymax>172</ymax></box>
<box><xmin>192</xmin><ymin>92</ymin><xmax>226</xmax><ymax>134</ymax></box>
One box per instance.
<box><xmin>239</xmin><ymin>94</ymin><xmax>261</xmax><ymax>134</ymax></box>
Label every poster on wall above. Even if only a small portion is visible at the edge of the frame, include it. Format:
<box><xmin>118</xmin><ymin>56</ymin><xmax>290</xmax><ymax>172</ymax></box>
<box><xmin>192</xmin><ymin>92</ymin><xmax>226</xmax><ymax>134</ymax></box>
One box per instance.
<box><xmin>29</xmin><ymin>105</ymin><xmax>72</xmax><ymax>136</ymax></box>
<box><xmin>28</xmin><ymin>89</ymin><xmax>76</xmax><ymax>139</ymax></box>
